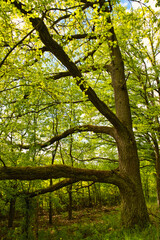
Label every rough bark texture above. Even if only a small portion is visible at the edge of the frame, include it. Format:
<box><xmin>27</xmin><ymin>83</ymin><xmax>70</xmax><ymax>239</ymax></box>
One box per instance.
<box><xmin>0</xmin><ymin>165</ymin><xmax>122</xmax><ymax>185</ymax></box>
<box><xmin>119</xmin><ymin>183</ymin><xmax>150</xmax><ymax>227</ymax></box>
<box><xmin>153</xmin><ymin>137</ymin><xmax>160</xmax><ymax>207</ymax></box>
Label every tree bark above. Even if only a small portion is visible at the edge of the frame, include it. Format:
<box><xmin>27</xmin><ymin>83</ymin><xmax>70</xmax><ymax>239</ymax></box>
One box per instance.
<box><xmin>0</xmin><ymin>165</ymin><xmax>121</xmax><ymax>183</ymax></box>
<box><xmin>49</xmin><ymin>195</ymin><xmax>53</xmax><ymax>225</ymax></box>
<box><xmin>88</xmin><ymin>185</ymin><xmax>92</xmax><ymax>207</ymax></box>
<box><xmin>152</xmin><ymin>136</ymin><xmax>160</xmax><ymax>207</ymax></box>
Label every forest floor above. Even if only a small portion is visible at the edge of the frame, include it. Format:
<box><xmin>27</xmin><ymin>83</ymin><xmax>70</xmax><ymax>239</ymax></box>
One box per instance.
<box><xmin>35</xmin><ymin>204</ymin><xmax>160</xmax><ymax>240</ymax></box>
<box><xmin>40</xmin><ymin>206</ymin><xmax>118</xmax><ymax>227</ymax></box>
<box><xmin>1</xmin><ymin>204</ymin><xmax>160</xmax><ymax>239</ymax></box>
<box><xmin>37</xmin><ymin>205</ymin><xmax>122</xmax><ymax>239</ymax></box>
<box><xmin>36</xmin><ymin>204</ymin><xmax>160</xmax><ymax>240</ymax></box>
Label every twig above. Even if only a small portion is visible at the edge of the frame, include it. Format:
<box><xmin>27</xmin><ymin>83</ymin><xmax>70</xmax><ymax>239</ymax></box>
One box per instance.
<box><xmin>0</xmin><ymin>28</ymin><xmax>36</xmax><ymax>68</ymax></box>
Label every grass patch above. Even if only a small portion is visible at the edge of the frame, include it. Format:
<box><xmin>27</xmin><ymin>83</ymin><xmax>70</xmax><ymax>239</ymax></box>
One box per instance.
<box><xmin>38</xmin><ymin>220</ymin><xmax>160</xmax><ymax>240</ymax></box>
<box><xmin>37</xmin><ymin>207</ymin><xmax>160</xmax><ymax>240</ymax></box>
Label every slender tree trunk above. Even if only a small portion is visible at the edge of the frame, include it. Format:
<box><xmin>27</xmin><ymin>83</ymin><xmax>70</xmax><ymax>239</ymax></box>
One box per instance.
<box><xmin>87</xmin><ymin>185</ymin><xmax>92</xmax><ymax>207</ymax></box>
<box><xmin>97</xmin><ymin>183</ymin><xmax>102</xmax><ymax>207</ymax></box>
<box><xmin>34</xmin><ymin>199</ymin><xmax>39</xmax><ymax>240</ymax></box>
<box><xmin>49</xmin><ymin>194</ymin><xmax>53</xmax><ymax>224</ymax></box>
<box><xmin>49</xmin><ymin>140</ymin><xmax>59</xmax><ymax>224</ymax></box>
<box><xmin>68</xmin><ymin>184</ymin><xmax>73</xmax><ymax>220</ymax></box>
<box><xmin>22</xmin><ymin>198</ymin><xmax>30</xmax><ymax>240</ymax></box>
<box><xmin>8</xmin><ymin>198</ymin><xmax>16</xmax><ymax>228</ymax></box>
<box><xmin>144</xmin><ymin>176</ymin><xmax>149</xmax><ymax>201</ymax></box>
<box><xmin>49</xmin><ymin>179</ymin><xmax>53</xmax><ymax>225</ymax></box>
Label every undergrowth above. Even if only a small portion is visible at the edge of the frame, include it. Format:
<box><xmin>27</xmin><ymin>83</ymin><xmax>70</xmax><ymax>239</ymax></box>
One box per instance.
<box><xmin>1</xmin><ymin>205</ymin><xmax>160</xmax><ymax>240</ymax></box>
<box><xmin>38</xmin><ymin>215</ymin><xmax>160</xmax><ymax>240</ymax></box>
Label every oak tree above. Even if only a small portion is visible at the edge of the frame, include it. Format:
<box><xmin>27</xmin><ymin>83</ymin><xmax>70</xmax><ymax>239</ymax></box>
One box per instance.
<box><xmin>0</xmin><ymin>0</ymin><xmax>153</xmax><ymax>227</ymax></box>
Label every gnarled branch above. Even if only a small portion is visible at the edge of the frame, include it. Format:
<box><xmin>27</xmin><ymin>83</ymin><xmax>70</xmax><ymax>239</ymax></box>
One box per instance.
<box><xmin>16</xmin><ymin>125</ymin><xmax>115</xmax><ymax>149</ymax></box>
<box><xmin>0</xmin><ymin>164</ymin><xmax>125</xmax><ymax>188</ymax></box>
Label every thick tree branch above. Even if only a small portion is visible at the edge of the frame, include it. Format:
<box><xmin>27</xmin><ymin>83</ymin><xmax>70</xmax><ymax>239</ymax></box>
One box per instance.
<box><xmin>16</xmin><ymin>125</ymin><xmax>115</xmax><ymax>149</ymax></box>
<box><xmin>28</xmin><ymin>178</ymin><xmax>78</xmax><ymax>198</ymax></box>
<box><xmin>0</xmin><ymin>164</ymin><xmax>125</xmax><ymax>188</ymax></box>
<box><xmin>47</xmin><ymin>63</ymin><xmax>112</xmax><ymax>81</ymax></box>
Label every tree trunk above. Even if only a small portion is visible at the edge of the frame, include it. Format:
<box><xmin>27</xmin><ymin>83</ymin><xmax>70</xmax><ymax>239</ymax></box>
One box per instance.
<box><xmin>119</xmin><ymin>182</ymin><xmax>149</xmax><ymax>227</ymax></box>
<box><xmin>22</xmin><ymin>198</ymin><xmax>30</xmax><ymax>240</ymax></box>
<box><xmin>115</xmin><ymin>133</ymin><xmax>148</xmax><ymax>226</ymax></box>
<box><xmin>114</xmin><ymin>128</ymin><xmax>149</xmax><ymax>227</ymax></box>
<box><xmin>8</xmin><ymin>198</ymin><xmax>16</xmax><ymax>228</ymax></box>
<box><xmin>49</xmin><ymin>194</ymin><xmax>53</xmax><ymax>224</ymax></box>
<box><xmin>106</xmin><ymin>9</ymin><xmax>149</xmax><ymax>225</ymax></box>
<box><xmin>49</xmin><ymin>179</ymin><xmax>53</xmax><ymax>225</ymax></box>
<box><xmin>156</xmin><ymin>170</ymin><xmax>160</xmax><ymax>208</ymax></box>
<box><xmin>153</xmin><ymin>137</ymin><xmax>160</xmax><ymax>207</ymax></box>
<box><xmin>87</xmin><ymin>185</ymin><xmax>92</xmax><ymax>207</ymax></box>
<box><xmin>68</xmin><ymin>184</ymin><xmax>73</xmax><ymax>220</ymax></box>
<box><xmin>34</xmin><ymin>199</ymin><xmax>39</xmax><ymax>240</ymax></box>
<box><xmin>144</xmin><ymin>175</ymin><xmax>149</xmax><ymax>201</ymax></box>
